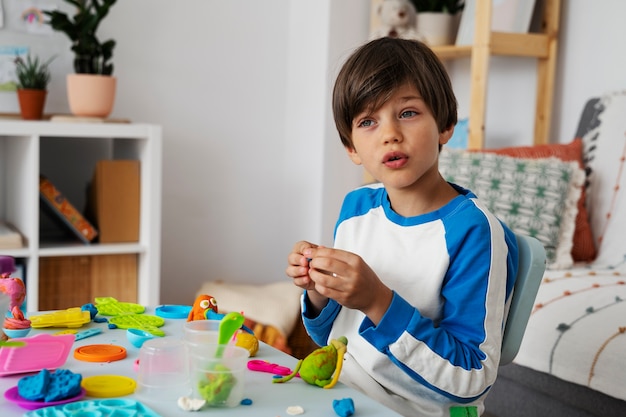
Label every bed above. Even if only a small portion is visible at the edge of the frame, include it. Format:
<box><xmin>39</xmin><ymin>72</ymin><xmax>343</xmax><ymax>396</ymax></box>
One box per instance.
<box><xmin>482</xmin><ymin>91</ymin><xmax>626</xmax><ymax>416</ymax></box>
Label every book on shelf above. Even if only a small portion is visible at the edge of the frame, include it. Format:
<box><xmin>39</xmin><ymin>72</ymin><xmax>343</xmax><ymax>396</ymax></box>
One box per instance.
<box><xmin>0</xmin><ymin>221</ymin><xmax>25</xmax><ymax>249</ymax></box>
<box><xmin>39</xmin><ymin>175</ymin><xmax>98</xmax><ymax>244</ymax></box>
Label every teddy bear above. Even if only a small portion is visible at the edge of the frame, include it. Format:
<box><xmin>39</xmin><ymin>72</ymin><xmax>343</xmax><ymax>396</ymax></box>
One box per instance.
<box><xmin>370</xmin><ymin>0</ymin><xmax>424</xmax><ymax>41</ymax></box>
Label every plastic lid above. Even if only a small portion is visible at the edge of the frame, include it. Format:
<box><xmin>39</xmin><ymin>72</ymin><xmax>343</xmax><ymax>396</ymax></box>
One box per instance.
<box><xmin>155</xmin><ymin>305</ymin><xmax>192</xmax><ymax>319</ymax></box>
<box><xmin>81</xmin><ymin>375</ymin><xmax>136</xmax><ymax>398</ymax></box>
<box><xmin>74</xmin><ymin>344</ymin><xmax>127</xmax><ymax>362</ymax></box>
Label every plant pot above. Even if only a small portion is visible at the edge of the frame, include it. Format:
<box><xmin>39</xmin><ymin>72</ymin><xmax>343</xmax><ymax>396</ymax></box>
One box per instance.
<box><xmin>416</xmin><ymin>12</ymin><xmax>461</xmax><ymax>46</ymax></box>
<box><xmin>67</xmin><ymin>74</ymin><xmax>116</xmax><ymax>118</ymax></box>
<box><xmin>17</xmin><ymin>89</ymin><xmax>47</xmax><ymax>120</ymax></box>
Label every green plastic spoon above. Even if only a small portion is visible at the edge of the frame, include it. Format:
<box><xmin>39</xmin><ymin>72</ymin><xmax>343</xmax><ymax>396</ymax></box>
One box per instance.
<box><xmin>216</xmin><ymin>311</ymin><xmax>245</xmax><ymax>358</ymax></box>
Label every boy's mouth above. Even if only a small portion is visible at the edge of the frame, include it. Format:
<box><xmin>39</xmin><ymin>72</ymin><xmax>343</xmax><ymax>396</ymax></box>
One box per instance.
<box><xmin>383</xmin><ymin>152</ymin><xmax>408</xmax><ymax>168</ymax></box>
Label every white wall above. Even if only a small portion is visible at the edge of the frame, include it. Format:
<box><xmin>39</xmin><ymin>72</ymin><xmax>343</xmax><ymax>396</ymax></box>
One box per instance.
<box><xmin>35</xmin><ymin>1</ymin><xmax>626</xmax><ymax>304</ymax></box>
<box><xmin>96</xmin><ymin>1</ymin><xmax>368</xmax><ymax>304</ymax></box>
<box><xmin>553</xmin><ymin>1</ymin><xmax>626</xmax><ymax>142</ymax></box>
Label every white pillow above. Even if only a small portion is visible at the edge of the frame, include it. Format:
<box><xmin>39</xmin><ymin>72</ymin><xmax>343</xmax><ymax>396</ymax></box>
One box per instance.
<box><xmin>581</xmin><ymin>90</ymin><xmax>626</xmax><ymax>267</ymax></box>
<box><xmin>195</xmin><ymin>280</ymin><xmax>303</xmax><ymax>338</ymax></box>
<box><xmin>439</xmin><ymin>149</ymin><xmax>584</xmax><ymax>269</ymax></box>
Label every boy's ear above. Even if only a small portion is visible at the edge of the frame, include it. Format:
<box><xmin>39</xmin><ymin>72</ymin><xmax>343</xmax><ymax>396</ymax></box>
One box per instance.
<box><xmin>438</xmin><ymin>124</ymin><xmax>455</xmax><ymax>145</ymax></box>
<box><xmin>345</xmin><ymin>146</ymin><xmax>362</xmax><ymax>165</ymax></box>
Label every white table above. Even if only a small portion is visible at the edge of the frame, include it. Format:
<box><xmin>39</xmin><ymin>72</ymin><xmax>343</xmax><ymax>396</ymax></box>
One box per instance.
<box><xmin>0</xmin><ymin>309</ymin><xmax>400</xmax><ymax>416</ymax></box>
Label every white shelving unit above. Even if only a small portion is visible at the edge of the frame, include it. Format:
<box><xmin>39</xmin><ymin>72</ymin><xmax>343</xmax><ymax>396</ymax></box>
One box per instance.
<box><xmin>0</xmin><ymin>120</ymin><xmax>162</xmax><ymax>311</ymax></box>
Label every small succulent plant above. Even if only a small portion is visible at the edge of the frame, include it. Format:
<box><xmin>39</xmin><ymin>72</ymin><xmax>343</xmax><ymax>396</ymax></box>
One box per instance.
<box><xmin>14</xmin><ymin>54</ymin><xmax>54</xmax><ymax>90</ymax></box>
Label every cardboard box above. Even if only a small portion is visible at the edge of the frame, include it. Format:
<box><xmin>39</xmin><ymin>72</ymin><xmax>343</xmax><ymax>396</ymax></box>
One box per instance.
<box><xmin>89</xmin><ymin>160</ymin><xmax>140</xmax><ymax>243</ymax></box>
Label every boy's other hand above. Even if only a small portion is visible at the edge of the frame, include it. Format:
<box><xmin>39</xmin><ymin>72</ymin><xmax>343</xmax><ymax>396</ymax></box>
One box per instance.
<box><xmin>286</xmin><ymin>241</ymin><xmax>319</xmax><ymax>291</ymax></box>
<box><xmin>305</xmin><ymin>246</ymin><xmax>393</xmax><ymax>325</ymax></box>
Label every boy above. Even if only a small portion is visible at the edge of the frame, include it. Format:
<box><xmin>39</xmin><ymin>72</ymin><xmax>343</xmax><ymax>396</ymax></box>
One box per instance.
<box><xmin>286</xmin><ymin>37</ymin><xmax>519</xmax><ymax>416</ymax></box>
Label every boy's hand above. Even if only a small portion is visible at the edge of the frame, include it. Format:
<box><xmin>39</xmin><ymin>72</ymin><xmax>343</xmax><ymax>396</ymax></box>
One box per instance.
<box><xmin>286</xmin><ymin>241</ymin><xmax>329</xmax><ymax>314</ymax></box>
<box><xmin>305</xmin><ymin>246</ymin><xmax>393</xmax><ymax>325</ymax></box>
<box><xmin>286</xmin><ymin>241</ymin><xmax>320</xmax><ymax>291</ymax></box>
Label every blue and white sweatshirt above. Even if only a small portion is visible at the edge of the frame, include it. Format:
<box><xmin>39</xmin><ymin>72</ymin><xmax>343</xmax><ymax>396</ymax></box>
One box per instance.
<box><xmin>302</xmin><ymin>183</ymin><xmax>518</xmax><ymax>417</ymax></box>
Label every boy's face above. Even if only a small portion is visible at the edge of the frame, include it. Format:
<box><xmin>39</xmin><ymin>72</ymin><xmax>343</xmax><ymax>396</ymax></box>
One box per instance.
<box><xmin>346</xmin><ymin>84</ymin><xmax>453</xmax><ymax>192</ymax></box>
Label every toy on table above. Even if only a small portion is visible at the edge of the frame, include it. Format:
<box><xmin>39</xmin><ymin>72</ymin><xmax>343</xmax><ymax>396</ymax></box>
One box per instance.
<box><xmin>333</xmin><ymin>398</ymin><xmax>355</xmax><ymax>417</ymax></box>
<box><xmin>17</xmin><ymin>368</ymin><xmax>82</xmax><ymax>403</ymax></box>
<box><xmin>126</xmin><ymin>328</ymin><xmax>156</xmax><ymax>348</ymax></box>
<box><xmin>155</xmin><ymin>304</ymin><xmax>192</xmax><ymax>319</ymax></box>
<box><xmin>29</xmin><ymin>308</ymin><xmax>91</xmax><ymax>329</ymax></box>
<box><xmin>22</xmin><ymin>398</ymin><xmax>160</xmax><ymax>417</ymax></box>
<box><xmin>0</xmin><ymin>271</ymin><xmax>31</xmax><ymax>338</ymax></box>
<box><xmin>215</xmin><ymin>311</ymin><xmax>245</xmax><ymax>358</ymax></box>
<box><xmin>0</xmin><ymin>333</ymin><xmax>75</xmax><ymax>376</ymax></box>
<box><xmin>94</xmin><ymin>297</ymin><xmax>165</xmax><ymax>337</ymax></box>
<box><xmin>187</xmin><ymin>294</ymin><xmax>218</xmax><ymax>321</ymax></box>
<box><xmin>235</xmin><ymin>331</ymin><xmax>259</xmax><ymax>357</ymax></box>
<box><xmin>187</xmin><ymin>294</ymin><xmax>259</xmax><ymax>355</ymax></box>
<box><xmin>0</xmin><ymin>293</ymin><xmax>24</xmax><ymax>346</ymax></box>
<box><xmin>247</xmin><ymin>360</ymin><xmax>293</xmax><ymax>376</ymax></box>
<box><xmin>274</xmin><ymin>336</ymin><xmax>348</xmax><ymax>389</ymax></box>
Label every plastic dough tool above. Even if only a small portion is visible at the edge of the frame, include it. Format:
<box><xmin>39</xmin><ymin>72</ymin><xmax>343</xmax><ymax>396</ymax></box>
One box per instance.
<box><xmin>0</xmin><ymin>334</ymin><xmax>74</xmax><ymax>376</ymax></box>
<box><xmin>155</xmin><ymin>304</ymin><xmax>192</xmax><ymax>319</ymax></box>
<box><xmin>108</xmin><ymin>314</ymin><xmax>165</xmax><ymax>337</ymax></box>
<box><xmin>4</xmin><ymin>386</ymin><xmax>87</xmax><ymax>410</ymax></box>
<box><xmin>22</xmin><ymin>398</ymin><xmax>160</xmax><ymax>417</ymax></box>
<box><xmin>95</xmin><ymin>297</ymin><xmax>165</xmax><ymax>336</ymax></box>
<box><xmin>216</xmin><ymin>311</ymin><xmax>245</xmax><ymax>358</ymax></box>
<box><xmin>94</xmin><ymin>296</ymin><xmax>145</xmax><ymax>315</ymax></box>
<box><xmin>29</xmin><ymin>308</ymin><xmax>91</xmax><ymax>328</ymax></box>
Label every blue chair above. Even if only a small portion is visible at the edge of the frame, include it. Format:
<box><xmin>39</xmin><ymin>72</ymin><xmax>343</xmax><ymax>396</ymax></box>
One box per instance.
<box><xmin>500</xmin><ymin>234</ymin><xmax>547</xmax><ymax>365</ymax></box>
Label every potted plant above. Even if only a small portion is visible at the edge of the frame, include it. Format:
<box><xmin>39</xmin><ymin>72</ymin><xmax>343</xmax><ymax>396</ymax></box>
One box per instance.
<box><xmin>14</xmin><ymin>54</ymin><xmax>54</xmax><ymax>120</ymax></box>
<box><xmin>409</xmin><ymin>0</ymin><xmax>465</xmax><ymax>46</ymax></box>
<box><xmin>44</xmin><ymin>0</ymin><xmax>118</xmax><ymax>118</ymax></box>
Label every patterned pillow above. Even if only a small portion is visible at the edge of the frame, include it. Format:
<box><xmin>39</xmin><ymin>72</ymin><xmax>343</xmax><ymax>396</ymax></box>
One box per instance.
<box><xmin>480</xmin><ymin>139</ymin><xmax>596</xmax><ymax>262</ymax></box>
<box><xmin>439</xmin><ymin>149</ymin><xmax>585</xmax><ymax>269</ymax></box>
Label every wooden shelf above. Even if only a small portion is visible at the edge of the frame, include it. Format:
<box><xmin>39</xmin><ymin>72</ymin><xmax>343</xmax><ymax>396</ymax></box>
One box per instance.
<box><xmin>432</xmin><ymin>32</ymin><xmax>550</xmax><ymax>59</ymax></box>
<box><xmin>0</xmin><ymin>120</ymin><xmax>162</xmax><ymax>310</ymax></box>
<box><xmin>432</xmin><ymin>0</ymin><xmax>561</xmax><ymax>149</ymax></box>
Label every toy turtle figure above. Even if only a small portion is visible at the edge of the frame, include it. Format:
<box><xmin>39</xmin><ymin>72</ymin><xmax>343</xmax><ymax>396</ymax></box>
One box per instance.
<box><xmin>274</xmin><ymin>336</ymin><xmax>347</xmax><ymax>389</ymax></box>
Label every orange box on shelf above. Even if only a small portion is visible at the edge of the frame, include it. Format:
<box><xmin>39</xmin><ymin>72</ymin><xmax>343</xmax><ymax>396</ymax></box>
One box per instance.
<box><xmin>88</xmin><ymin>160</ymin><xmax>140</xmax><ymax>243</ymax></box>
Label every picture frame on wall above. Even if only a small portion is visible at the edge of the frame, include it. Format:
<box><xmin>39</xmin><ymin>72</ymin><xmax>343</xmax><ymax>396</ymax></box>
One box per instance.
<box><xmin>456</xmin><ymin>0</ymin><xmax>537</xmax><ymax>45</ymax></box>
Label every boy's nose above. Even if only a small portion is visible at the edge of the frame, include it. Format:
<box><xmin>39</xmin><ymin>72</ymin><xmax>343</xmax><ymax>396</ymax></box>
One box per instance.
<box><xmin>381</xmin><ymin>122</ymin><xmax>402</xmax><ymax>144</ymax></box>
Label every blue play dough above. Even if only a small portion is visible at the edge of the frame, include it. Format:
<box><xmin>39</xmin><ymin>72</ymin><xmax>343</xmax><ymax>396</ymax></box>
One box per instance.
<box><xmin>17</xmin><ymin>369</ymin><xmax>82</xmax><ymax>402</ymax></box>
<box><xmin>81</xmin><ymin>303</ymin><xmax>98</xmax><ymax>320</ymax></box>
<box><xmin>333</xmin><ymin>397</ymin><xmax>355</xmax><ymax>417</ymax></box>
<box><xmin>44</xmin><ymin>369</ymin><xmax>82</xmax><ymax>401</ymax></box>
<box><xmin>17</xmin><ymin>369</ymin><xmax>50</xmax><ymax>401</ymax></box>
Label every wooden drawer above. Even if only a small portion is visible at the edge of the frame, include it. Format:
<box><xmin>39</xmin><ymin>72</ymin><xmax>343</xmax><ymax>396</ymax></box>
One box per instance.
<box><xmin>38</xmin><ymin>254</ymin><xmax>138</xmax><ymax>311</ymax></box>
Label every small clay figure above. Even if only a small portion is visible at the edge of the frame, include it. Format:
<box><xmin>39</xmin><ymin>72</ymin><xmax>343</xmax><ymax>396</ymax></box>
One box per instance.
<box><xmin>274</xmin><ymin>336</ymin><xmax>347</xmax><ymax>389</ymax></box>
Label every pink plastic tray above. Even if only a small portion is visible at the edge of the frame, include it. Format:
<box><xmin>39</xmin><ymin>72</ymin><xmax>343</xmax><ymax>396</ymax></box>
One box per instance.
<box><xmin>4</xmin><ymin>386</ymin><xmax>86</xmax><ymax>410</ymax></box>
<box><xmin>0</xmin><ymin>333</ymin><xmax>75</xmax><ymax>376</ymax></box>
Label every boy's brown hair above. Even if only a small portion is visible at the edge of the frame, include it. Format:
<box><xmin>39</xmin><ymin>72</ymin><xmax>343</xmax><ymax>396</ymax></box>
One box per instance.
<box><xmin>332</xmin><ymin>37</ymin><xmax>458</xmax><ymax>150</ymax></box>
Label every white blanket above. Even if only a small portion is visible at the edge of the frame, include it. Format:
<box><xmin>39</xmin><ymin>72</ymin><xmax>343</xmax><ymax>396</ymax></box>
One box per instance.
<box><xmin>514</xmin><ymin>264</ymin><xmax>626</xmax><ymax>401</ymax></box>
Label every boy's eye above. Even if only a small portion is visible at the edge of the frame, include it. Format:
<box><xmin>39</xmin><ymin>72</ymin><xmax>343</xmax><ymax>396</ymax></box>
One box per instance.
<box><xmin>357</xmin><ymin>119</ymin><xmax>374</xmax><ymax>128</ymax></box>
<box><xmin>400</xmin><ymin>110</ymin><xmax>417</xmax><ymax>118</ymax></box>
